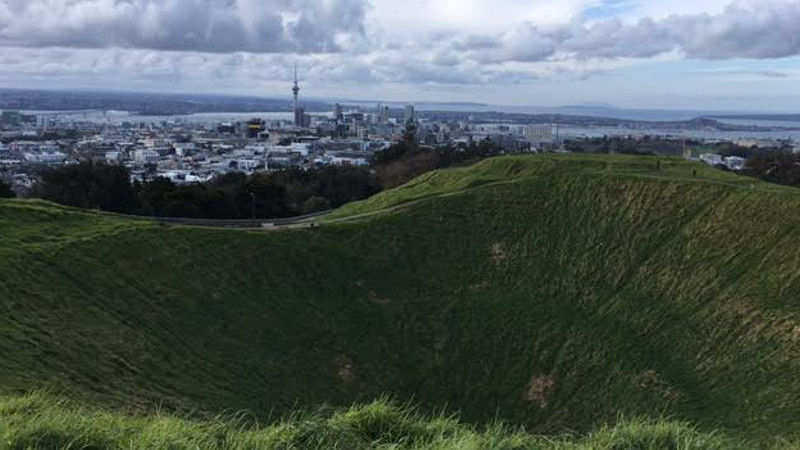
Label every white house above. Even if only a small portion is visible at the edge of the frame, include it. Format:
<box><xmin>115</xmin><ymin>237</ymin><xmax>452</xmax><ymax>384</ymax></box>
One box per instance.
<box><xmin>290</xmin><ymin>142</ymin><xmax>311</xmax><ymax>156</ymax></box>
<box><xmin>184</xmin><ymin>173</ymin><xmax>211</xmax><ymax>184</ymax></box>
<box><xmin>233</xmin><ymin>148</ymin><xmax>257</xmax><ymax>158</ymax></box>
<box><xmin>724</xmin><ymin>156</ymin><xmax>747</xmax><ymax>171</ymax></box>
<box><xmin>105</xmin><ymin>151</ymin><xmax>123</xmax><ymax>163</ymax></box>
<box><xmin>328</xmin><ymin>151</ymin><xmax>369</xmax><ymax>166</ymax></box>
<box><xmin>134</xmin><ymin>149</ymin><xmax>159</xmax><ymax>164</ymax></box>
<box><xmin>236</xmin><ymin>159</ymin><xmax>261</xmax><ymax>171</ymax></box>
<box><xmin>23</xmin><ymin>151</ymin><xmax>66</xmax><ymax>164</ymax></box>
<box><xmin>699</xmin><ymin>153</ymin><xmax>724</xmax><ymax>166</ymax></box>
<box><xmin>243</xmin><ymin>144</ymin><xmax>268</xmax><ymax>156</ymax></box>
<box><xmin>173</xmin><ymin>143</ymin><xmax>196</xmax><ymax>157</ymax></box>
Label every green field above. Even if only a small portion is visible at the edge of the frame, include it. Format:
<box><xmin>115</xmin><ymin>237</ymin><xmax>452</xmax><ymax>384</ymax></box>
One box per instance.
<box><xmin>3</xmin><ymin>154</ymin><xmax>800</xmax><ymax>447</ymax></box>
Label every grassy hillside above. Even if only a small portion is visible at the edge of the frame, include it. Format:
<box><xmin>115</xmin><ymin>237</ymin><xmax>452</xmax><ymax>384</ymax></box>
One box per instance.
<box><xmin>328</xmin><ymin>154</ymin><xmax>785</xmax><ymax>219</ymax></box>
<box><xmin>3</xmin><ymin>154</ymin><xmax>800</xmax><ymax>444</ymax></box>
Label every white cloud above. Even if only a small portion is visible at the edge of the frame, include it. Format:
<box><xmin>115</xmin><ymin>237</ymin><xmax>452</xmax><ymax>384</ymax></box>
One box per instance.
<box><xmin>0</xmin><ymin>2</ymin><xmax>10</xmax><ymax>24</ymax></box>
<box><xmin>0</xmin><ymin>0</ymin><xmax>369</xmax><ymax>53</ymax></box>
<box><xmin>367</xmin><ymin>0</ymin><xmax>596</xmax><ymax>36</ymax></box>
<box><xmin>630</xmin><ymin>0</ymin><xmax>735</xmax><ymax>18</ymax></box>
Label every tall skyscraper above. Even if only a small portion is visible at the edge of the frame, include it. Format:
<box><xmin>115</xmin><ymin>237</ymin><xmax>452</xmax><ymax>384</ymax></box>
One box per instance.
<box><xmin>376</xmin><ymin>104</ymin><xmax>390</xmax><ymax>125</ymax></box>
<box><xmin>334</xmin><ymin>103</ymin><xmax>343</xmax><ymax>122</ymax></box>
<box><xmin>403</xmin><ymin>104</ymin><xmax>418</xmax><ymax>147</ymax></box>
<box><xmin>294</xmin><ymin>107</ymin><xmax>306</xmax><ymax>128</ymax></box>
<box><xmin>380</xmin><ymin>105</ymin><xmax>390</xmax><ymax>125</ymax></box>
<box><xmin>404</xmin><ymin>104</ymin><xmax>416</xmax><ymax>124</ymax></box>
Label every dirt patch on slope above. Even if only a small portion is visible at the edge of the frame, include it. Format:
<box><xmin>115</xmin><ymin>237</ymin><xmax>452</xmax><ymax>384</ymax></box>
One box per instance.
<box><xmin>368</xmin><ymin>291</ymin><xmax>391</xmax><ymax>305</ymax></box>
<box><xmin>469</xmin><ymin>281</ymin><xmax>490</xmax><ymax>291</ymax></box>
<box><xmin>636</xmin><ymin>370</ymin><xmax>680</xmax><ymax>402</ymax></box>
<box><xmin>335</xmin><ymin>356</ymin><xmax>356</xmax><ymax>383</ymax></box>
<box><xmin>524</xmin><ymin>375</ymin><xmax>555</xmax><ymax>409</ymax></box>
<box><xmin>490</xmin><ymin>243</ymin><xmax>507</xmax><ymax>264</ymax></box>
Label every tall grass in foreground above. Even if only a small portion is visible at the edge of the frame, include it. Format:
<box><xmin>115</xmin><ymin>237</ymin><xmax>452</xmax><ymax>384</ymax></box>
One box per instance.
<box><xmin>0</xmin><ymin>392</ymin><xmax>757</xmax><ymax>450</ymax></box>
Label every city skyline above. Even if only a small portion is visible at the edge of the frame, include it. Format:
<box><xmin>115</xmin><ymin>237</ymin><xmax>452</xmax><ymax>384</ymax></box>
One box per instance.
<box><xmin>0</xmin><ymin>1</ymin><xmax>799</xmax><ymax>111</ymax></box>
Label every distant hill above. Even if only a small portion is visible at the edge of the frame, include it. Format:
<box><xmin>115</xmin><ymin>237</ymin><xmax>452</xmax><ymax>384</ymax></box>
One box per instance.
<box><xmin>3</xmin><ymin>155</ymin><xmax>800</xmax><ymax>445</ymax></box>
<box><xmin>0</xmin><ymin>88</ymin><xmax>332</xmax><ymax>114</ymax></box>
<box><xmin>708</xmin><ymin>113</ymin><xmax>800</xmax><ymax>123</ymax></box>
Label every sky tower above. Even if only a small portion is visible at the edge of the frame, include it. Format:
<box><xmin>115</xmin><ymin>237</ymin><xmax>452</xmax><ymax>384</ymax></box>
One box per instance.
<box><xmin>292</xmin><ymin>65</ymin><xmax>300</xmax><ymax>111</ymax></box>
<box><xmin>292</xmin><ymin>65</ymin><xmax>303</xmax><ymax>126</ymax></box>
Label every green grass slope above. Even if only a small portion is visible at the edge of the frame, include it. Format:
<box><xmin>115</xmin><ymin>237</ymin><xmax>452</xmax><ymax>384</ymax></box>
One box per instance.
<box><xmin>3</xmin><ymin>154</ymin><xmax>800</xmax><ymax>444</ymax></box>
<box><xmin>0</xmin><ymin>392</ymin><xmax>749</xmax><ymax>450</ymax></box>
<box><xmin>328</xmin><ymin>154</ymin><xmax>785</xmax><ymax>219</ymax></box>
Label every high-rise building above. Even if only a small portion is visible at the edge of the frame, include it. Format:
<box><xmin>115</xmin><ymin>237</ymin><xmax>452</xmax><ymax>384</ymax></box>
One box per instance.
<box><xmin>403</xmin><ymin>104</ymin><xmax>418</xmax><ymax>146</ymax></box>
<box><xmin>334</xmin><ymin>103</ymin><xmax>343</xmax><ymax>122</ymax></box>
<box><xmin>378</xmin><ymin>104</ymin><xmax>390</xmax><ymax>125</ymax></box>
<box><xmin>294</xmin><ymin>107</ymin><xmax>306</xmax><ymax>128</ymax></box>
<box><xmin>246</xmin><ymin>118</ymin><xmax>266</xmax><ymax>139</ymax></box>
<box><xmin>404</xmin><ymin>104</ymin><xmax>416</xmax><ymax>124</ymax></box>
<box><xmin>525</xmin><ymin>124</ymin><xmax>554</xmax><ymax>146</ymax></box>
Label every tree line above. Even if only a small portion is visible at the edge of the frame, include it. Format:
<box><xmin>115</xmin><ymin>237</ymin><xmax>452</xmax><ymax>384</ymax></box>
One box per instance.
<box><xmin>742</xmin><ymin>152</ymin><xmax>800</xmax><ymax>187</ymax></box>
<box><xmin>20</xmin><ymin>140</ymin><xmax>508</xmax><ymax>219</ymax></box>
<box><xmin>21</xmin><ymin>140</ymin><xmax>800</xmax><ymax>217</ymax></box>
<box><xmin>373</xmin><ymin>139</ymin><xmax>507</xmax><ymax>189</ymax></box>
<box><xmin>30</xmin><ymin>163</ymin><xmax>379</xmax><ymax>219</ymax></box>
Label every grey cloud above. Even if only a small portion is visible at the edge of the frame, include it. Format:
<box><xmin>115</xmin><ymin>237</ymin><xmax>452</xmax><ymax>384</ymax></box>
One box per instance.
<box><xmin>698</xmin><ymin>68</ymin><xmax>794</xmax><ymax>78</ymax></box>
<box><xmin>431</xmin><ymin>51</ymin><xmax>461</xmax><ymax>67</ymax></box>
<box><xmin>559</xmin><ymin>17</ymin><xmax>676</xmax><ymax>59</ymax></box>
<box><xmin>450</xmin><ymin>34</ymin><xmax>502</xmax><ymax>51</ymax></box>
<box><xmin>751</xmin><ymin>70</ymin><xmax>792</xmax><ymax>78</ymax></box>
<box><xmin>383</xmin><ymin>64</ymin><xmax>484</xmax><ymax>85</ymax></box>
<box><xmin>442</xmin><ymin>1</ymin><xmax>800</xmax><ymax>63</ymax></box>
<box><xmin>563</xmin><ymin>1</ymin><xmax>800</xmax><ymax>60</ymax></box>
<box><xmin>668</xmin><ymin>2</ymin><xmax>800</xmax><ymax>59</ymax></box>
<box><xmin>436</xmin><ymin>25</ymin><xmax>555</xmax><ymax>66</ymax></box>
<box><xmin>0</xmin><ymin>0</ymin><xmax>368</xmax><ymax>53</ymax></box>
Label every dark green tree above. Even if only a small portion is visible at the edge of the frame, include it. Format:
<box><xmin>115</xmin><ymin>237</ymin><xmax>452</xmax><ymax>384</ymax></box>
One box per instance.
<box><xmin>302</xmin><ymin>196</ymin><xmax>331</xmax><ymax>214</ymax></box>
<box><xmin>36</xmin><ymin>163</ymin><xmax>135</xmax><ymax>212</ymax></box>
<box><xmin>746</xmin><ymin>152</ymin><xmax>800</xmax><ymax>187</ymax></box>
<box><xmin>136</xmin><ymin>177</ymin><xmax>176</xmax><ymax>216</ymax></box>
<box><xmin>0</xmin><ymin>180</ymin><xmax>15</xmax><ymax>198</ymax></box>
<box><xmin>243</xmin><ymin>174</ymin><xmax>290</xmax><ymax>218</ymax></box>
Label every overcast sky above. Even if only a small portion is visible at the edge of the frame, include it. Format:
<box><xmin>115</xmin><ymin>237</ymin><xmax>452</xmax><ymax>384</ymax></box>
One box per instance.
<box><xmin>1</xmin><ymin>0</ymin><xmax>799</xmax><ymax>111</ymax></box>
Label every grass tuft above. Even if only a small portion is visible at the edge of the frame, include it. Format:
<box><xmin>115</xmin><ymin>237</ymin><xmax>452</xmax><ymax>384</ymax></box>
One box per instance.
<box><xmin>0</xmin><ymin>393</ymin><xmax>754</xmax><ymax>450</ymax></box>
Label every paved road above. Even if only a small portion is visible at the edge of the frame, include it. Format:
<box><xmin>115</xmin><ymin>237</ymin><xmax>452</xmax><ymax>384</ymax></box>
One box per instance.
<box><xmin>109</xmin><ymin>210</ymin><xmax>332</xmax><ymax>229</ymax></box>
